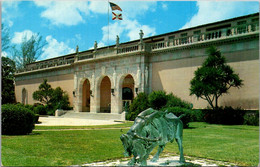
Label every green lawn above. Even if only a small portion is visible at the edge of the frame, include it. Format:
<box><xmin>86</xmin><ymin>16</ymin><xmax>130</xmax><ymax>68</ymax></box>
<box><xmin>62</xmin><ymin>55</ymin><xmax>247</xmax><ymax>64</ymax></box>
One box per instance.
<box><xmin>2</xmin><ymin>122</ymin><xmax>259</xmax><ymax>166</ymax></box>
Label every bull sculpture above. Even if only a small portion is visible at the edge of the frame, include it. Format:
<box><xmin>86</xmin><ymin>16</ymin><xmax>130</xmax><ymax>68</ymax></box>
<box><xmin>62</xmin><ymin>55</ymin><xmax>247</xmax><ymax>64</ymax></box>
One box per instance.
<box><xmin>120</xmin><ymin>108</ymin><xmax>185</xmax><ymax>166</ymax></box>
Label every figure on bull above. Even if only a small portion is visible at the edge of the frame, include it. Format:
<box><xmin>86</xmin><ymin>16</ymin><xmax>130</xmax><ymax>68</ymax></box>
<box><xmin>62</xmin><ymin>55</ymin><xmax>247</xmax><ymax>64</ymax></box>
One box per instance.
<box><xmin>120</xmin><ymin>108</ymin><xmax>185</xmax><ymax>166</ymax></box>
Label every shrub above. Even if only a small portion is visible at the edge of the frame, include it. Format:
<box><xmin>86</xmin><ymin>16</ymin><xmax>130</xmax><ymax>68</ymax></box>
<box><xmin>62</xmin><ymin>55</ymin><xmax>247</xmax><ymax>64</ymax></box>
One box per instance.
<box><xmin>2</xmin><ymin>104</ymin><xmax>35</xmax><ymax>135</ymax></box>
<box><xmin>204</xmin><ymin>106</ymin><xmax>245</xmax><ymax>125</ymax></box>
<box><xmin>166</xmin><ymin>93</ymin><xmax>193</xmax><ymax>109</ymax></box>
<box><xmin>127</xmin><ymin>92</ymin><xmax>149</xmax><ymax>121</ymax></box>
<box><xmin>191</xmin><ymin>109</ymin><xmax>205</xmax><ymax>122</ymax></box>
<box><xmin>148</xmin><ymin>90</ymin><xmax>168</xmax><ymax>110</ymax></box>
<box><xmin>243</xmin><ymin>111</ymin><xmax>259</xmax><ymax>126</ymax></box>
<box><xmin>34</xmin><ymin>114</ymin><xmax>40</xmax><ymax>124</ymax></box>
<box><xmin>24</xmin><ymin>104</ymin><xmax>34</xmax><ymax>111</ymax></box>
<box><xmin>165</xmin><ymin>107</ymin><xmax>193</xmax><ymax>128</ymax></box>
<box><xmin>33</xmin><ymin>105</ymin><xmax>47</xmax><ymax>115</ymax></box>
<box><xmin>33</xmin><ymin>80</ymin><xmax>72</xmax><ymax>116</ymax></box>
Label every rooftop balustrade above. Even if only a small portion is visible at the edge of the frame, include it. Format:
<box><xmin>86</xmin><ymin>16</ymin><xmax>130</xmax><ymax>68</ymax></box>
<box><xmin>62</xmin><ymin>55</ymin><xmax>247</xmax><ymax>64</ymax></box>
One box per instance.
<box><xmin>16</xmin><ymin>22</ymin><xmax>258</xmax><ymax>74</ymax></box>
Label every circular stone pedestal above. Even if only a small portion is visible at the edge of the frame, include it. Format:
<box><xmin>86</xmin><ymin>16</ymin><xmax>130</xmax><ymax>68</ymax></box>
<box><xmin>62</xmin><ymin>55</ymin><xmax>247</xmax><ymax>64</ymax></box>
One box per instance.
<box><xmin>82</xmin><ymin>155</ymin><xmax>236</xmax><ymax>166</ymax></box>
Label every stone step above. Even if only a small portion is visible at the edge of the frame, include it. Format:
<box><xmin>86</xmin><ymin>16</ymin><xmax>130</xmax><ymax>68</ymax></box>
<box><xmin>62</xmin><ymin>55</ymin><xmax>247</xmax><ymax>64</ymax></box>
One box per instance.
<box><xmin>60</xmin><ymin>110</ymin><xmax>125</xmax><ymax>121</ymax></box>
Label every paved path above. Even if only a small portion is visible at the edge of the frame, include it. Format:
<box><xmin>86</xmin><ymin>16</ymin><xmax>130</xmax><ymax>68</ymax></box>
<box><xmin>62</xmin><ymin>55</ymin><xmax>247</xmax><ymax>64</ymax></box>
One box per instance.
<box><xmin>81</xmin><ymin>154</ymin><xmax>237</xmax><ymax>166</ymax></box>
<box><xmin>37</xmin><ymin>116</ymin><xmax>123</xmax><ymax>126</ymax></box>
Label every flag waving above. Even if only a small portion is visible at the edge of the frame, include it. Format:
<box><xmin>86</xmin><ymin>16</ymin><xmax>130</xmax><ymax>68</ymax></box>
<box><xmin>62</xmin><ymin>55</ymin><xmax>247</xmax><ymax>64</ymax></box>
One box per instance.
<box><xmin>109</xmin><ymin>2</ymin><xmax>123</xmax><ymax>20</ymax></box>
<box><xmin>109</xmin><ymin>2</ymin><xmax>122</xmax><ymax>11</ymax></box>
<box><xmin>112</xmin><ymin>12</ymin><xmax>122</xmax><ymax>20</ymax></box>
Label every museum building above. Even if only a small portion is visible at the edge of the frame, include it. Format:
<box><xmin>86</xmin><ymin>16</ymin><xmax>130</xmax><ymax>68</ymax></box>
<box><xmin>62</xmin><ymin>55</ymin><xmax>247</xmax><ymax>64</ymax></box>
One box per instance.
<box><xmin>15</xmin><ymin>13</ymin><xmax>259</xmax><ymax>117</ymax></box>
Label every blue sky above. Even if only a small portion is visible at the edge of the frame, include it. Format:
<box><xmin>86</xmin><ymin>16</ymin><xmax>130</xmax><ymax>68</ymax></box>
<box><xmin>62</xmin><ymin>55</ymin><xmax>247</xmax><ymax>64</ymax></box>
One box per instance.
<box><xmin>2</xmin><ymin>0</ymin><xmax>259</xmax><ymax>61</ymax></box>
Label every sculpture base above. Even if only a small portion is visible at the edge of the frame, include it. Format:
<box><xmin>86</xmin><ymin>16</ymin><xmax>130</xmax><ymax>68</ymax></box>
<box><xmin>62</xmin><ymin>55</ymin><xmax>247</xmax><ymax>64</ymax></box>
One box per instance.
<box><xmin>117</xmin><ymin>157</ymin><xmax>195</xmax><ymax>166</ymax></box>
<box><xmin>82</xmin><ymin>155</ymin><xmax>236</xmax><ymax>166</ymax></box>
<box><xmin>118</xmin><ymin>160</ymin><xmax>186</xmax><ymax>166</ymax></box>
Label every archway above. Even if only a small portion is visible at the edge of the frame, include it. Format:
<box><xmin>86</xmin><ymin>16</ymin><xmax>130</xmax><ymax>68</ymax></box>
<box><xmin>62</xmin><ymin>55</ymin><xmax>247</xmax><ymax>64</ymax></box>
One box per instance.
<box><xmin>22</xmin><ymin>88</ymin><xmax>27</xmax><ymax>105</ymax></box>
<box><xmin>100</xmin><ymin>76</ymin><xmax>111</xmax><ymax>113</ymax></box>
<box><xmin>122</xmin><ymin>74</ymin><xmax>135</xmax><ymax>107</ymax></box>
<box><xmin>82</xmin><ymin>79</ymin><xmax>91</xmax><ymax>112</ymax></box>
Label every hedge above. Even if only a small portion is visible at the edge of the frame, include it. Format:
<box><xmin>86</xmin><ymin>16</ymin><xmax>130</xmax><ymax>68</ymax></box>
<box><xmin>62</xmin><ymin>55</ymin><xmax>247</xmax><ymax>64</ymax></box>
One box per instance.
<box><xmin>2</xmin><ymin>104</ymin><xmax>36</xmax><ymax>135</ymax></box>
<box><xmin>165</xmin><ymin>107</ymin><xmax>193</xmax><ymax>128</ymax></box>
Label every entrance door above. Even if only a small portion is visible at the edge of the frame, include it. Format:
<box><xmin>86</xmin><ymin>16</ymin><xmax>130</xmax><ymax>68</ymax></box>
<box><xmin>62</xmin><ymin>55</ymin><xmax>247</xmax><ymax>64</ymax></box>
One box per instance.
<box><xmin>100</xmin><ymin>76</ymin><xmax>111</xmax><ymax>113</ymax></box>
<box><xmin>82</xmin><ymin>79</ymin><xmax>90</xmax><ymax>112</ymax></box>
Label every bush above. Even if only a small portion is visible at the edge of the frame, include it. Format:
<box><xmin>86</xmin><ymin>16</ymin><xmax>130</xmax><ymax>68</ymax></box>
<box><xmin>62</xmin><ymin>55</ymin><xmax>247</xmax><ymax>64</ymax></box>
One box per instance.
<box><xmin>33</xmin><ymin>105</ymin><xmax>47</xmax><ymax>115</ymax></box>
<box><xmin>191</xmin><ymin>109</ymin><xmax>205</xmax><ymax>122</ymax></box>
<box><xmin>243</xmin><ymin>111</ymin><xmax>259</xmax><ymax>126</ymax></box>
<box><xmin>165</xmin><ymin>107</ymin><xmax>193</xmax><ymax>128</ymax></box>
<box><xmin>34</xmin><ymin>114</ymin><xmax>40</xmax><ymax>124</ymax></box>
<box><xmin>148</xmin><ymin>90</ymin><xmax>168</xmax><ymax>110</ymax></box>
<box><xmin>2</xmin><ymin>104</ymin><xmax>35</xmax><ymax>135</ymax></box>
<box><xmin>127</xmin><ymin>92</ymin><xmax>149</xmax><ymax>121</ymax></box>
<box><xmin>204</xmin><ymin>106</ymin><xmax>245</xmax><ymax>125</ymax></box>
<box><xmin>166</xmin><ymin>93</ymin><xmax>193</xmax><ymax>109</ymax></box>
<box><xmin>33</xmin><ymin>80</ymin><xmax>72</xmax><ymax>115</ymax></box>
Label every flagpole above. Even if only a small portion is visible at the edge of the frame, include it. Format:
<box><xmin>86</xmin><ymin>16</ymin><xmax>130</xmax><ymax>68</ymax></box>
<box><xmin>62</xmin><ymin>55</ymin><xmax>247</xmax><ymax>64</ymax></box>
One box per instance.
<box><xmin>108</xmin><ymin>0</ymin><xmax>110</xmax><ymax>48</ymax></box>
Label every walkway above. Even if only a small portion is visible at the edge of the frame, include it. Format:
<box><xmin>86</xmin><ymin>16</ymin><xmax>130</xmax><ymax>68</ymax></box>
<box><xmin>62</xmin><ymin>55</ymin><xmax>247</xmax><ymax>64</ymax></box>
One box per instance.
<box><xmin>37</xmin><ymin>116</ymin><xmax>123</xmax><ymax>126</ymax></box>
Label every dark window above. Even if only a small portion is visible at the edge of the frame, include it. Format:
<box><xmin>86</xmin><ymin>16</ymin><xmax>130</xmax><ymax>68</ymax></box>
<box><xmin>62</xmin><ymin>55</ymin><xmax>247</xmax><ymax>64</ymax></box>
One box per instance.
<box><xmin>122</xmin><ymin>87</ymin><xmax>133</xmax><ymax>100</ymax></box>
<box><xmin>206</xmin><ymin>24</ymin><xmax>231</xmax><ymax>31</ymax></box>
<box><xmin>193</xmin><ymin>30</ymin><xmax>201</xmax><ymax>35</ymax></box>
<box><xmin>252</xmin><ymin>18</ymin><xmax>259</xmax><ymax>23</ymax></box>
<box><xmin>181</xmin><ymin>33</ymin><xmax>187</xmax><ymax>37</ymax></box>
<box><xmin>237</xmin><ymin>20</ymin><xmax>247</xmax><ymax>25</ymax></box>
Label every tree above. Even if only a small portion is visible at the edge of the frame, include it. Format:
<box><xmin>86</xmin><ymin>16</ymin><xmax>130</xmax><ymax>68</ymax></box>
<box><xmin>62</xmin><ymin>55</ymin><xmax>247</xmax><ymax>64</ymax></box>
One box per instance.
<box><xmin>33</xmin><ymin>79</ymin><xmax>71</xmax><ymax>115</ymax></box>
<box><xmin>49</xmin><ymin>87</ymin><xmax>70</xmax><ymax>110</ymax></box>
<box><xmin>1</xmin><ymin>57</ymin><xmax>16</xmax><ymax>104</ymax></box>
<box><xmin>33</xmin><ymin>79</ymin><xmax>53</xmax><ymax>105</ymax></box>
<box><xmin>11</xmin><ymin>33</ymin><xmax>46</xmax><ymax>69</ymax></box>
<box><xmin>1</xmin><ymin>24</ymin><xmax>11</xmax><ymax>52</ymax></box>
<box><xmin>190</xmin><ymin>46</ymin><xmax>243</xmax><ymax>109</ymax></box>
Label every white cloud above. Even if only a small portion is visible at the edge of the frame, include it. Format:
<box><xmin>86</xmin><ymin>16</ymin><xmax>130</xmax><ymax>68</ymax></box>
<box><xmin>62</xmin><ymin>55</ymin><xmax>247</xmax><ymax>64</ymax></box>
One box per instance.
<box><xmin>41</xmin><ymin>35</ymin><xmax>75</xmax><ymax>60</ymax></box>
<box><xmin>182</xmin><ymin>1</ymin><xmax>259</xmax><ymax>29</ymax></box>
<box><xmin>161</xmin><ymin>3</ymin><xmax>168</xmax><ymax>11</ymax></box>
<box><xmin>34</xmin><ymin>1</ymin><xmax>157</xmax><ymax>26</ymax></box>
<box><xmin>1</xmin><ymin>51</ymin><xmax>8</xmax><ymax>57</ymax></box>
<box><xmin>2</xmin><ymin>1</ymin><xmax>20</xmax><ymax>13</ymax></box>
<box><xmin>88</xmin><ymin>1</ymin><xmax>108</xmax><ymax>14</ymax></box>
<box><xmin>100</xmin><ymin>17</ymin><xmax>156</xmax><ymax>46</ymax></box>
<box><xmin>2</xmin><ymin>1</ymin><xmax>20</xmax><ymax>27</ymax></box>
<box><xmin>75</xmin><ymin>34</ymin><xmax>82</xmax><ymax>41</ymax></box>
<box><xmin>97</xmin><ymin>1</ymin><xmax>157</xmax><ymax>46</ymax></box>
<box><xmin>118</xmin><ymin>1</ymin><xmax>157</xmax><ymax>18</ymax></box>
<box><xmin>11</xmin><ymin>30</ymin><xmax>37</xmax><ymax>44</ymax></box>
<box><xmin>34</xmin><ymin>1</ymin><xmax>89</xmax><ymax>26</ymax></box>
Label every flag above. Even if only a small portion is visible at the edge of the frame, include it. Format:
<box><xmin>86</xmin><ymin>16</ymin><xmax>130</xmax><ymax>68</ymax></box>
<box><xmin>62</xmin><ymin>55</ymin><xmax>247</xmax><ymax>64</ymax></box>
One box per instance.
<box><xmin>109</xmin><ymin>2</ymin><xmax>122</xmax><ymax>11</ymax></box>
<box><xmin>112</xmin><ymin>12</ymin><xmax>122</xmax><ymax>20</ymax></box>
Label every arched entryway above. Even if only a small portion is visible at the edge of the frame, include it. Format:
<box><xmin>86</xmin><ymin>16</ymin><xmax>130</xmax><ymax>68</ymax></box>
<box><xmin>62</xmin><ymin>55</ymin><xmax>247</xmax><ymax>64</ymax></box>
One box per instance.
<box><xmin>122</xmin><ymin>74</ymin><xmax>135</xmax><ymax>107</ymax></box>
<box><xmin>82</xmin><ymin>79</ymin><xmax>91</xmax><ymax>112</ymax></box>
<box><xmin>100</xmin><ymin>76</ymin><xmax>111</xmax><ymax>113</ymax></box>
<box><xmin>22</xmin><ymin>88</ymin><xmax>27</xmax><ymax>105</ymax></box>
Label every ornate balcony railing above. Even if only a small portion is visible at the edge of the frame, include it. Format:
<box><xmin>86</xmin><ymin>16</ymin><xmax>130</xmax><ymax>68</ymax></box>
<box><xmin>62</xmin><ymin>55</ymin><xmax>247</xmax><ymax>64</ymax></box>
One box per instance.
<box><xmin>117</xmin><ymin>44</ymin><xmax>139</xmax><ymax>54</ymax></box>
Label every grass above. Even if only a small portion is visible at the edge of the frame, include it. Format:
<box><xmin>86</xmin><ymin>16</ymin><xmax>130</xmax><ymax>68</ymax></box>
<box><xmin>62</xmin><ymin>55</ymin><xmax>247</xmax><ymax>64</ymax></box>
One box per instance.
<box><xmin>2</xmin><ymin>122</ymin><xmax>259</xmax><ymax>166</ymax></box>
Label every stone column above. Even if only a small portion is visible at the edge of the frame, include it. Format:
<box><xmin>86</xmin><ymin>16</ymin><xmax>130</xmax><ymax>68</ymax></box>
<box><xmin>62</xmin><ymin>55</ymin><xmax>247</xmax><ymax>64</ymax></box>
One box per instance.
<box><xmin>91</xmin><ymin>81</ymin><xmax>99</xmax><ymax>113</ymax></box>
<box><xmin>111</xmin><ymin>86</ymin><xmax>122</xmax><ymax>114</ymax></box>
<box><xmin>73</xmin><ymin>73</ymin><xmax>81</xmax><ymax>112</ymax></box>
<box><xmin>90</xmin><ymin>72</ymin><xmax>98</xmax><ymax>113</ymax></box>
<box><xmin>248</xmin><ymin>25</ymin><xmax>252</xmax><ymax>33</ymax></box>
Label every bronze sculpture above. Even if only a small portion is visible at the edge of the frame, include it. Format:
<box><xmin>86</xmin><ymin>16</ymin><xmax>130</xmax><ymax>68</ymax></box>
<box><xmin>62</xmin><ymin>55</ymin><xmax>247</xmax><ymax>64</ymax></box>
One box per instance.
<box><xmin>120</xmin><ymin>108</ymin><xmax>185</xmax><ymax>166</ymax></box>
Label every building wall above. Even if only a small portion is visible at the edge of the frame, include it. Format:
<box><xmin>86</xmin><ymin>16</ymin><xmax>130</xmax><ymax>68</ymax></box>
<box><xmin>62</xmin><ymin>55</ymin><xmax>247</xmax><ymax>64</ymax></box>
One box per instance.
<box><xmin>151</xmin><ymin>40</ymin><xmax>259</xmax><ymax>109</ymax></box>
<box><xmin>15</xmin><ymin>73</ymin><xmax>74</xmax><ymax>106</ymax></box>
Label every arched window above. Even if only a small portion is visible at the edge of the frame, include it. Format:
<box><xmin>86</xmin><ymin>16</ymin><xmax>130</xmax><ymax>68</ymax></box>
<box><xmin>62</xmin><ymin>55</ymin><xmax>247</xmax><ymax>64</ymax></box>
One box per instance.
<box><xmin>22</xmin><ymin>88</ymin><xmax>27</xmax><ymax>105</ymax></box>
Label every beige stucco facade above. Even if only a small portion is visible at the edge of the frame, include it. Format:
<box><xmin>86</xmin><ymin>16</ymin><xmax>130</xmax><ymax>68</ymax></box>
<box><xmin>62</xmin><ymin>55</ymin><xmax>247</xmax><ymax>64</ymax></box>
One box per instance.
<box><xmin>15</xmin><ymin>13</ymin><xmax>259</xmax><ymax>115</ymax></box>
